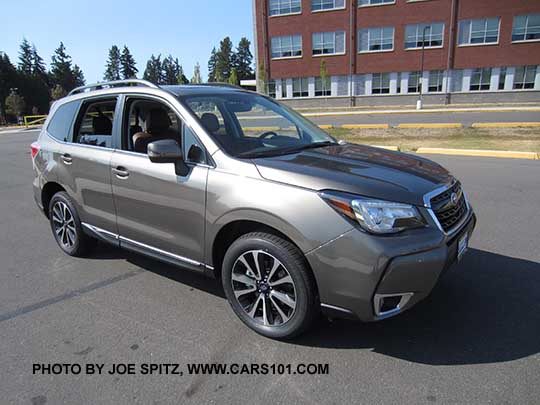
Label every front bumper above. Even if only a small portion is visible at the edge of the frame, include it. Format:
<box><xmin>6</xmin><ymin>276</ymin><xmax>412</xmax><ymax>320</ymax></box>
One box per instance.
<box><xmin>306</xmin><ymin>209</ymin><xmax>476</xmax><ymax>322</ymax></box>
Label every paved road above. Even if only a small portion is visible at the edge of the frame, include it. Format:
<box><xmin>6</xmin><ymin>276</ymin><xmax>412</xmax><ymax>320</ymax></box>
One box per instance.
<box><xmin>1</xmin><ymin>130</ymin><xmax>539</xmax><ymax>404</ymax></box>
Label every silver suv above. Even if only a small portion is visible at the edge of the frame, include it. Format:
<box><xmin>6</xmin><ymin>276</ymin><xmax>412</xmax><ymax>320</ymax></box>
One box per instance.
<box><xmin>31</xmin><ymin>79</ymin><xmax>476</xmax><ymax>339</ymax></box>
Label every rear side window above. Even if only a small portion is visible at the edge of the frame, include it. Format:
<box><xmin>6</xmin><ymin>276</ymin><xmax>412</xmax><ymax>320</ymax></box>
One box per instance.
<box><xmin>46</xmin><ymin>100</ymin><xmax>80</xmax><ymax>142</ymax></box>
<box><xmin>74</xmin><ymin>98</ymin><xmax>117</xmax><ymax>148</ymax></box>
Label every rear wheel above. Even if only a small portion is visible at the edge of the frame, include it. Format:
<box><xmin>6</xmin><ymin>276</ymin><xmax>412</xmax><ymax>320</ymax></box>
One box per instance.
<box><xmin>48</xmin><ymin>192</ymin><xmax>95</xmax><ymax>257</ymax></box>
<box><xmin>222</xmin><ymin>232</ymin><xmax>318</xmax><ymax>339</ymax></box>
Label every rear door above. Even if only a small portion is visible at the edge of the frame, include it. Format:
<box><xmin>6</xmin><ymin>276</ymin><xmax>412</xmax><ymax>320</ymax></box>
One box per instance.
<box><xmin>110</xmin><ymin>95</ymin><xmax>209</xmax><ymax>268</ymax></box>
<box><xmin>55</xmin><ymin>96</ymin><xmax>120</xmax><ymax>243</ymax></box>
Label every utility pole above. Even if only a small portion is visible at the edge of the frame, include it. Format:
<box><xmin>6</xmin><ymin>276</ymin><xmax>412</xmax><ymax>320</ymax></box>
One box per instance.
<box><xmin>417</xmin><ymin>25</ymin><xmax>431</xmax><ymax>110</ymax></box>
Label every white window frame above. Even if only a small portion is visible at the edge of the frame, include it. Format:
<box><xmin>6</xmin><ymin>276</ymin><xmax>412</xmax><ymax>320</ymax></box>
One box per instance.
<box><xmin>359</xmin><ymin>27</ymin><xmax>394</xmax><ymax>53</ymax></box>
<box><xmin>498</xmin><ymin>67</ymin><xmax>507</xmax><ymax>90</ymax></box>
<box><xmin>371</xmin><ymin>73</ymin><xmax>391</xmax><ymax>94</ymax></box>
<box><xmin>267</xmin><ymin>80</ymin><xmax>277</xmax><ymax>98</ymax></box>
<box><xmin>312</xmin><ymin>31</ymin><xmax>346</xmax><ymax>56</ymax></box>
<box><xmin>513</xmin><ymin>66</ymin><xmax>537</xmax><ymax>90</ymax></box>
<box><xmin>469</xmin><ymin>68</ymin><xmax>492</xmax><ymax>91</ymax></box>
<box><xmin>311</xmin><ymin>0</ymin><xmax>345</xmax><ymax>13</ymax></box>
<box><xmin>408</xmin><ymin>71</ymin><xmax>422</xmax><ymax>93</ymax></box>
<box><xmin>292</xmin><ymin>78</ymin><xmax>309</xmax><ymax>97</ymax></box>
<box><xmin>314</xmin><ymin>77</ymin><xmax>332</xmax><ymax>96</ymax></box>
<box><xmin>405</xmin><ymin>23</ymin><xmax>445</xmax><ymax>50</ymax></box>
<box><xmin>512</xmin><ymin>14</ymin><xmax>540</xmax><ymax>43</ymax></box>
<box><xmin>458</xmin><ymin>18</ymin><xmax>500</xmax><ymax>46</ymax></box>
<box><xmin>271</xmin><ymin>35</ymin><xmax>303</xmax><ymax>59</ymax></box>
<box><xmin>359</xmin><ymin>0</ymin><xmax>395</xmax><ymax>8</ymax></box>
<box><xmin>269</xmin><ymin>0</ymin><xmax>301</xmax><ymax>17</ymax></box>
<box><xmin>428</xmin><ymin>70</ymin><xmax>444</xmax><ymax>93</ymax></box>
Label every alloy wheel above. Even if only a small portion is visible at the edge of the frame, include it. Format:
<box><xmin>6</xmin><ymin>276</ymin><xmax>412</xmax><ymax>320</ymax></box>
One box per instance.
<box><xmin>51</xmin><ymin>201</ymin><xmax>77</xmax><ymax>249</ymax></box>
<box><xmin>231</xmin><ymin>250</ymin><xmax>297</xmax><ymax>326</ymax></box>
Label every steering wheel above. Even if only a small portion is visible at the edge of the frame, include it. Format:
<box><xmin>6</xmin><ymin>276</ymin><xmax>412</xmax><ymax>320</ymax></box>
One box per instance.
<box><xmin>258</xmin><ymin>131</ymin><xmax>279</xmax><ymax>139</ymax></box>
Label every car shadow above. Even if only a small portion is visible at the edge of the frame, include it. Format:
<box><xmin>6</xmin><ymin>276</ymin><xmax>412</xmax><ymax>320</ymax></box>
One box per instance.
<box><xmin>294</xmin><ymin>248</ymin><xmax>540</xmax><ymax>365</ymax></box>
<box><xmin>93</xmin><ymin>244</ymin><xmax>540</xmax><ymax>365</ymax></box>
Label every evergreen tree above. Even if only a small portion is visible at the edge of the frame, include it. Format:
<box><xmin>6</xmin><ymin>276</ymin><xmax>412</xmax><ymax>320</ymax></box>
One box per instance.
<box><xmin>50</xmin><ymin>42</ymin><xmax>77</xmax><ymax>91</ymax></box>
<box><xmin>207</xmin><ymin>47</ymin><xmax>218</xmax><ymax>82</ymax></box>
<box><xmin>143</xmin><ymin>54</ymin><xmax>163</xmax><ymax>84</ymax></box>
<box><xmin>215</xmin><ymin>37</ymin><xmax>233</xmax><ymax>81</ymax></box>
<box><xmin>162</xmin><ymin>55</ymin><xmax>177</xmax><ymax>85</ymax></box>
<box><xmin>73</xmin><ymin>64</ymin><xmax>85</xmax><ymax>87</ymax></box>
<box><xmin>234</xmin><ymin>37</ymin><xmax>254</xmax><ymax>81</ymax></box>
<box><xmin>31</xmin><ymin>44</ymin><xmax>47</xmax><ymax>80</ymax></box>
<box><xmin>51</xmin><ymin>84</ymin><xmax>67</xmax><ymax>100</ymax></box>
<box><xmin>120</xmin><ymin>46</ymin><xmax>138</xmax><ymax>79</ymax></box>
<box><xmin>0</xmin><ymin>53</ymin><xmax>18</xmax><ymax>123</ymax></box>
<box><xmin>228</xmin><ymin>68</ymin><xmax>239</xmax><ymax>85</ymax></box>
<box><xmin>104</xmin><ymin>45</ymin><xmax>121</xmax><ymax>81</ymax></box>
<box><xmin>191</xmin><ymin>62</ymin><xmax>202</xmax><ymax>84</ymax></box>
<box><xmin>18</xmin><ymin>38</ymin><xmax>33</xmax><ymax>75</ymax></box>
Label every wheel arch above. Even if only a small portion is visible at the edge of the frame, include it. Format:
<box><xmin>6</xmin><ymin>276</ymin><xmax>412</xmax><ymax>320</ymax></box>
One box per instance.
<box><xmin>41</xmin><ymin>182</ymin><xmax>66</xmax><ymax>218</ymax></box>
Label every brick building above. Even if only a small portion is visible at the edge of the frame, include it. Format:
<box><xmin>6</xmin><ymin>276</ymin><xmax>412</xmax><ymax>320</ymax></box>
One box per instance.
<box><xmin>253</xmin><ymin>0</ymin><xmax>540</xmax><ymax>106</ymax></box>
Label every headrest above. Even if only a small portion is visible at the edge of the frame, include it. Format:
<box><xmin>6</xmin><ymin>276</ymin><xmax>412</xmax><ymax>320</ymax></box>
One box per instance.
<box><xmin>200</xmin><ymin>113</ymin><xmax>220</xmax><ymax>133</ymax></box>
<box><xmin>92</xmin><ymin>115</ymin><xmax>112</xmax><ymax>135</ymax></box>
<box><xmin>147</xmin><ymin>108</ymin><xmax>171</xmax><ymax>132</ymax></box>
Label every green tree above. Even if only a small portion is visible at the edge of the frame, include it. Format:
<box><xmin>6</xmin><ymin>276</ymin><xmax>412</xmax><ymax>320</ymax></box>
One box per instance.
<box><xmin>0</xmin><ymin>52</ymin><xmax>19</xmax><ymax>123</ymax></box>
<box><xmin>18</xmin><ymin>38</ymin><xmax>33</xmax><ymax>75</ymax></box>
<box><xmin>207</xmin><ymin>47</ymin><xmax>218</xmax><ymax>82</ymax></box>
<box><xmin>215</xmin><ymin>37</ymin><xmax>233</xmax><ymax>81</ymax></box>
<box><xmin>51</xmin><ymin>84</ymin><xmax>67</xmax><ymax>100</ymax></box>
<box><xmin>5</xmin><ymin>89</ymin><xmax>26</xmax><ymax>120</ymax></box>
<box><xmin>143</xmin><ymin>54</ymin><xmax>163</xmax><ymax>84</ymax></box>
<box><xmin>234</xmin><ymin>37</ymin><xmax>254</xmax><ymax>81</ymax></box>
<box><xmin>73</xmin><ymin>64</ymin><xmax>85</xmax><ymax>87</ymax></box>
<box><xmin>319</xmin><ymin>59</ymin><xmax>329</xmax><ymax>95</ymax></box>
<box><xmin>191</xmin><ymin>62</ymin><xmax>202</xmax><ymax>83</ymax></box>
<box><xmin>228</xmin><ymin>68</ymin><xmax>239</xmax><ymax>85</ymax></box>
<box><xmin>162</xmin><ymin>55</ymin><xmax>178</xmax><ymax>85</ymax></box>
<box><xmin>120</xmin><ymin>46</ymin><xmax>138</xmax><ymax>79</ymax></box>
<box><xmin>50</xmin><ymin>42</ymin><xmax>78</xmax><ymax>91</ymax></box>
<box><xmin>104</xmin><ymin>45</ymin><xmax>121</xmax><ymax>81</ymax></box>
<box><xmin>31</xmin><ymin>44</ymin><xmax>47</xmax><ymax>81</ymax></box>
<box><xmin>257</xmin><ymin>63</ymin><xmax>266</xmax><ymax>94</ymax></box>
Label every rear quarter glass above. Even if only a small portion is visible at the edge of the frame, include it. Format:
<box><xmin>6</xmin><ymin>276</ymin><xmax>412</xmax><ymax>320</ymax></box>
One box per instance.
<box><xmin>46</xmin><ymin>100</ymin><xmax>81</xmax><ymax>142</ymax></box>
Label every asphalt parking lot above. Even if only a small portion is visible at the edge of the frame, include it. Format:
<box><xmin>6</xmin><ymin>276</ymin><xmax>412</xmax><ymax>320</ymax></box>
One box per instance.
<box><xmin>1</xmin><ymin>129</ymin><xmax>539</xmax><ymax>404</ymax></box>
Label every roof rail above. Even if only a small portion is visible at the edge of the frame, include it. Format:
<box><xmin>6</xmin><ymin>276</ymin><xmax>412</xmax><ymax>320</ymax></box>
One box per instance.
<box><xmin>68</xmin><ymin>79</ymin><xmax>159</xmax><ymax>96</ymax></box>
<box><xmin>189</xmin><ymin>83</ymin><xmax>243</xmax><ymax>90</ymax></box>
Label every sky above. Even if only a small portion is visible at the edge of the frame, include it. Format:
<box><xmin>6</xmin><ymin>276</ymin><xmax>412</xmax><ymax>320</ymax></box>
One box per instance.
<box><xmin>0</xmin><ymin>0</ymin><xmax>255</xmax><ymax>83</ymax></box>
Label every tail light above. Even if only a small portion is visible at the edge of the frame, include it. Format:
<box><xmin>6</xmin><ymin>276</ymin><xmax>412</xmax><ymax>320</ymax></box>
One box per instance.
<box><xmin>30</xmin><ymin>142</ymin><xmax>40</xmax><ymax>159</ymax></box>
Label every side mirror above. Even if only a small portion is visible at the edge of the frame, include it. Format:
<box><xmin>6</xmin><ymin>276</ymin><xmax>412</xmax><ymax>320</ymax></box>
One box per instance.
<box><xmin>147</xmin><ymin>139</ymin><xmax>189</xmax><ymax>176</ymax></box>
<box><xmin>187</xmin><ymin>144</ymin><xmax>205</xmax><ymax>164</ymax></box>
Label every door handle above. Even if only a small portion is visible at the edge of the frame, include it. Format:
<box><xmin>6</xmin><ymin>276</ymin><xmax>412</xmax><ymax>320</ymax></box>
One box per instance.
<box><xmin>61</xmin><ymin>153</ymin><xmax>72</xmax><ymax>165</ymax></box>
<box><xmin>112</xmin><ymin>166</ymin><xmax>129</xmax><ymax>179</ymax></box>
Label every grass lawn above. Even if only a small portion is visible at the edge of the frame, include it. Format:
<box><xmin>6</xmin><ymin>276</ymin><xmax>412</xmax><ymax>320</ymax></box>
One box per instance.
<box><xmin>326</xmin><ymin>127</ymin><xmax>540</xmax><ymax>153</ymax></box>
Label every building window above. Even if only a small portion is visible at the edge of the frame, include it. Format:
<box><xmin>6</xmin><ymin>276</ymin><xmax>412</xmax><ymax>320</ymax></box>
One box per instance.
<box><xmin>359</xmin><ymin>0</ymin><xmax>394</xmax><ymax>6</ymax></box>
<box><xmin>315</xmin><ymin>77</ymin><xmax>331</xmax><ymax>96</ymax></box>
<box><xmin>408</xmin><ymin>71</ymin><xmax>421</xmax><ymax>93</ymax></box>
<box><xmin>470</xmin><ymin>68</ymin><xmax>491</xmax><ymax>91</ymax></box>
<box><xmin>372</xmin><ymin>73</ymin><xmax>390</xmax><ymax>94</ymax></box>
<box><xmin>271</xmin><ymin>35</ymin><xmax>302</xmax><ymax>59</ymax></box>
<box><xmin>281</xmin><ymin>80</ymin><xmax>288</xmax><ymax>98</ymax></box>
<box><xmin>269</xmin><ymin>0</ymin><xmax>301</xmax><ymax>16</ymax></box>
<box><xmin>312</xmin><ymin>31</ymin><xmax>346</xmax><ymax>55</ymax></box>
<box><xmin>359</xmin><ymin>27</ymin><xmax>394</xmax><ymax>52</ymax></box>
<box><xmin>513</xmin><ymin>66</ymin><xmax>537</xmax><ymax>90</ymax></box>
<box><xmin>512</xmin><ymin>14</ymin><xmax>540</xmax><ymax>42</ymax></box>
<box><xmin>405</xmin><ymin>23</ymin><xmax>444</xmax><ymax>49</ymax></box>
<box><xmin>498</xmin><ymin>67</ymin><xmax>507</xmax><ymax>90</ymax></box>
<box><xmin>428</xmin><ymin>70</ymin><xmax>444</xmax><ymax>92</ymax></box>
<box><xmin>267</xmin><ymin>80</ymin><xmax>276</xmax><ymax>98</ymax></box>
<box><xmin>292</xmin><ymin>78</ymin><xmax>309</xmax><ymax>97</ymax></box>
<box><xmin>311</xmin><ymin>0</ymin><xmax>345</xmax><ymax>12</ymax></box>
<box><xmin>458</xmin><ymin>18</ymin><xmax>500</xmax><ymax>45</ymax></box>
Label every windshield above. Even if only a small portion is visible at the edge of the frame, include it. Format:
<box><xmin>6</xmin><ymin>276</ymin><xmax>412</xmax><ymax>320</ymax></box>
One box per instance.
<box><xmin>179</xmin><ymin>92</ymin><xmax>336</xmax><ymax>158</ymax></box>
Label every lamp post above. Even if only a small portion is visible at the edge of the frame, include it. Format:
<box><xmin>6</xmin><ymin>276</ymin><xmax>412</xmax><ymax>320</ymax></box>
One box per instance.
<box><xmin>417</xmin><ymin>25</ymin><xmax>431</xmax><ymax>110</ymax></box>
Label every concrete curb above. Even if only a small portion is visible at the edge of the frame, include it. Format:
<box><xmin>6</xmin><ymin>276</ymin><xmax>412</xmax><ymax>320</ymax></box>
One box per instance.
<box><xmin>397</xmin><ymin>123</ymin><xmax>463</xmax><ymax>129</ymax></box>
<box><xmin>471</xmin><ymin>122</ymin><xmax>540</xmax><ymax>128</ymax></box>
<box><xmin>342</xmin><ymin>124</ymin><xmax>390</xmax><ymax>129</ymax></box>
<box><xmin>416</xmin><ymin>147</ymin><xmax>539</xmax><ymax>160</ymax></box>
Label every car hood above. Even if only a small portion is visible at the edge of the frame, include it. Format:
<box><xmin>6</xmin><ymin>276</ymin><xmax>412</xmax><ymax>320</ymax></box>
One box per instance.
<box><xmin>252</xmin><ymin>143</ymin><xmax>454</xmax><ymax>206</ymax></box>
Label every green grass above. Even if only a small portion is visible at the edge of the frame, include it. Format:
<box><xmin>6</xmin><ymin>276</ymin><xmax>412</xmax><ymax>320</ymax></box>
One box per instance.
<box><xmin>326</xmin><ymin>127</ymin><xmax>540</xmax><ymax>153</ymax></box>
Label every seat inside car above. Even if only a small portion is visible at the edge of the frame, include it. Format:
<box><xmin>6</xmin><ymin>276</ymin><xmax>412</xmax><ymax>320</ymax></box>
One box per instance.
<box><xmin>132</xmin><ymin>108</ymin><xmax>179</xmax><ymax>153</ymax></box>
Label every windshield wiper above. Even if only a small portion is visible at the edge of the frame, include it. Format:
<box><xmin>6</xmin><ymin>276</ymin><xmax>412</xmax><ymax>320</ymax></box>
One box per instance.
<box><xmin>238</xmin><ymin>141</ymin><xmax>337</xmax><ymax>159</ymax></box>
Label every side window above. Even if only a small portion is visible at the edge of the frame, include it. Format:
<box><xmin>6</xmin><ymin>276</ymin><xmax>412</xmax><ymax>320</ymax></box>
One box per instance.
<box><xmin>185</xmin><ymin>100</ymin><xmax>228</xmax><ymax>137</ymax></box>
<box><xmin>46</xmin><ymin>100</ymin><xmax>81</xmax><ymax>142</ymax></box>
<box><xmin>183</xmin><ymin>124</ymin><xmax>206</xmax><ymax>164</ymax></box>
<box><xmin>74</xmin><ymin>98</ymin><xmax>117</xmax><ymax>148</ymax></box>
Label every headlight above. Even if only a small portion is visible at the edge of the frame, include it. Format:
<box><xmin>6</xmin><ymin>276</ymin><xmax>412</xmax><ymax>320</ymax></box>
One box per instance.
<box><xmin>320</xmin><ymin>191</ymin><xmax>426</xmax><ymax>234</ymax></box>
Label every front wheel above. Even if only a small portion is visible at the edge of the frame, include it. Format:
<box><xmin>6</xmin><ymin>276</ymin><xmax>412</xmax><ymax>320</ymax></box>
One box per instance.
<box><xmin>222</xmin><ymin>232</ymin><xmax>318</xmax><ymax>339</ymax></box>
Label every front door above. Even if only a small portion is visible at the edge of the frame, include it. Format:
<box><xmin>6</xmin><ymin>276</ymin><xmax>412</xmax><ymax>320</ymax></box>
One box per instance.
<box><xmin>110</xmin><ymin>96</ymin><xmax>209</xmax><ymax>269</ymax></box>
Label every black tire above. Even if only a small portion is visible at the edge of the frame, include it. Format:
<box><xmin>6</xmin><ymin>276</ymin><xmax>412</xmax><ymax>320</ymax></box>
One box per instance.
<box><xmin>222</xmin><ymin>232</ymin><xmax>319</xmax><ymax>339</ymax></box>
<box><xmin>48</xmin><ymin>191</ymin><xmax>96</xmax><ymax>257</ymax></box>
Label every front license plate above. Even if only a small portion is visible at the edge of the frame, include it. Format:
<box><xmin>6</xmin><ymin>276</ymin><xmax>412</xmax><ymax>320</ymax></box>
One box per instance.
<box><xmin>457</xmin><ymin>232</ymin><xmax>469</xmax><ymax>261</ymax></box>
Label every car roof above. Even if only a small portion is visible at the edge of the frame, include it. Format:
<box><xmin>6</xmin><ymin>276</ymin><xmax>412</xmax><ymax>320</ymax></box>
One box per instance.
<box><xmin>161</xmin><ymin>84</ymin><xmax>252</xmax><ymax>97</ymax></box>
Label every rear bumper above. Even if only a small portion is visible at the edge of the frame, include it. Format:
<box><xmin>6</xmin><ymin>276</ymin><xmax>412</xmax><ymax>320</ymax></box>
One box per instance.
<box><xmin>306</xmin><ymin>211</ymin><xmax>476</xmax><ymax>322</ymax></box>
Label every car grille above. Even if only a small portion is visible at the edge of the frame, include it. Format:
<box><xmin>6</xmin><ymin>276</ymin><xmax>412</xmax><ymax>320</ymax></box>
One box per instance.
<box><xmin>430</xmin><ymin>182</ymin><xmax>468</xmax><ymax>233</ymax></box>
